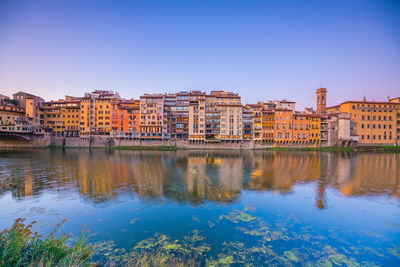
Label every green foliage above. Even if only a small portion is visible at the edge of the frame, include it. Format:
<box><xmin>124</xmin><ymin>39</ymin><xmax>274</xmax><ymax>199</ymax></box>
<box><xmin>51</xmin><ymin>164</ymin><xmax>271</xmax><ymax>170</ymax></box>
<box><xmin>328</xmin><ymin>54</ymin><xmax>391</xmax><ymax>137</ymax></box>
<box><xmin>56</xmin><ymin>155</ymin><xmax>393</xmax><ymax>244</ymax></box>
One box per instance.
<box><xmin>0</xmin><ymin>218</ymin><xmax>93</xmax><ymax>267</ymax></box>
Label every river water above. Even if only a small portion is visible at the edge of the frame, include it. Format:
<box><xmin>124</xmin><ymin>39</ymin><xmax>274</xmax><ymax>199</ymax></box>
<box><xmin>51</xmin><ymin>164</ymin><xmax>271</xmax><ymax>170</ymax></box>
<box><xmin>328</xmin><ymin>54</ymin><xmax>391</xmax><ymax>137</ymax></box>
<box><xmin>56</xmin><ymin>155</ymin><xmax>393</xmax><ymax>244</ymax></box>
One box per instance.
<box><xmin>0</xmin><ymin>149</ymin><xmax>399</xmax><ymax>266</ymax></box>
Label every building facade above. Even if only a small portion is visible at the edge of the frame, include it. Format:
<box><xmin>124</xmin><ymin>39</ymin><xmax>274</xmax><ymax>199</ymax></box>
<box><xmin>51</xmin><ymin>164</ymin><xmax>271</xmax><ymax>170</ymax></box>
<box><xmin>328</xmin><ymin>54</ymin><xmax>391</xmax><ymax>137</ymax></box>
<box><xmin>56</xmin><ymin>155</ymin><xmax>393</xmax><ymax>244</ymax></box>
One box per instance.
<box><xmin>140</xmin><ymin>94</ymin><xmax>165</xmax><ymax>139</ymax></box>
<box><xmin>327</xmin><ymin>99</ymin><xmax>399</xmax><ymax>145</ymax></box>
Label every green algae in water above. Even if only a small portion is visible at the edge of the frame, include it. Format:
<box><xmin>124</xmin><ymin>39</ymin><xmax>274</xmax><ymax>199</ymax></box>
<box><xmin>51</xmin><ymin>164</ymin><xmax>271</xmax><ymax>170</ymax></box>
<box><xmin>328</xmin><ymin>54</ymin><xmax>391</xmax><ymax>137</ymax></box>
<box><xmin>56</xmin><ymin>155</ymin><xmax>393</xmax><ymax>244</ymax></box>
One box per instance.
<box><xmin>129</xmin><ymin>218</ymin><xmax>139</xmax><ymax>224</ymax></box>
<box><xmin>284</xmin><ymin>250</ymin><xmax>300</xmax><ymax>263</ymax></box>
<box><xmin>215</xmin><ymin>255</ymin><xmax>234</xmax><ymax>265</ymax></box>
<box><xmin>218</xmin><ymin>204</ymin><xmax>257</xmax><ymax>224</ymax></box>
<box><xmin>95</xmin><ymin>231</ymin><xmax>211</xmax><ymax>266</ymax></box>
<box><xmin>218</xmin><ymin>209</ymin><xmax>256</xmax><ymax>223</ymax></box>
<box><xmin>387</xmin><ymin>246</ymin><xmax>400</xmax><ymax>259</ymax></box>
<box><xmin>93</xmin><ymin>205</ymin><xmax>393</xmax><ymax>266</ymax></box>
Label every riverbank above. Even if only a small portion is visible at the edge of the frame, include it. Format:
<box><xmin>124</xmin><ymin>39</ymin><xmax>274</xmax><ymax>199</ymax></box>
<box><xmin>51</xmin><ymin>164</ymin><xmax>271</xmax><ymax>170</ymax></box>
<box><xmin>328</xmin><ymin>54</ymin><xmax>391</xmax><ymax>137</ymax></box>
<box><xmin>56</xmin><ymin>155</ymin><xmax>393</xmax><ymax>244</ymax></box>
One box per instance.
<box><xmin>99</xmin><ymin>145</ymin><xmax>179</xmax><ymax>151</ymax></box>
<box><xmin>1</xmin><ymin>135</ymin><xmax>399</xmax><ymax>151</ymax></box>
<box><xmin>265</xmin><ymin>146</ymin><xmax>400</xmax><ymax>152</ymax></box>
<box><xmin>48</xmin><ymin>145</ymin><xmax>400</xmax><ymax>153</ymax></box>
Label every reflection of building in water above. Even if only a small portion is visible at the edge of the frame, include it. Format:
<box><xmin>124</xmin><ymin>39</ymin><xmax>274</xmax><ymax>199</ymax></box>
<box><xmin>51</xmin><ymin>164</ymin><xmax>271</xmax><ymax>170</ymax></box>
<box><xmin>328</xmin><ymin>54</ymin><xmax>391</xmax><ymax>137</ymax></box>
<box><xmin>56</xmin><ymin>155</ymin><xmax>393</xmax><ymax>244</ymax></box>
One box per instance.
<box><xmin>216</xmin><ymin>157</ymin><xmax>243</xmax><ymax>196</ymax></box>
<box><xmin>76</xmin><ymin>151</ymin><xmax>167</xmax><ymax>202</ymax></box>
<box><xmin>180</xmin><ymin>153</ymin><xmax>243</xmax><ymax>203</ymax></box>
<box><xmin>131</xmin><ymin>153</ymin><xmax>166</xmax><ymax>199</ymax></box>
<box><xmin>1</xmin><ymin>150</ymin><xmax>399</xmax><ymax>206</ymax></box>
<box><xmin>248</xmin><ymin>152</ymin><xmax>322</xmax><ymax>194</ymax></box>
<box><xmin>338</xmin><ymin>153</ymin><xmax>400</xmax><ymax>198</ymax></box>
<box><xmin>24</xmin><ymin>165</ymin><xmax>33</xmax><ymax>197</ymax></box>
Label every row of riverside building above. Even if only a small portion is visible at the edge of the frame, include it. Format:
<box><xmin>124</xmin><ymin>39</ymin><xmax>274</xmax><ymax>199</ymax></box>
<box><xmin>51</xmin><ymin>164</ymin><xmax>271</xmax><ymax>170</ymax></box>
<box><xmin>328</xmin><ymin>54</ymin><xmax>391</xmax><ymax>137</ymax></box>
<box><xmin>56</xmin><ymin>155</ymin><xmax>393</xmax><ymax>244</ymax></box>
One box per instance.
<box><xmin>1</xmin><ymin>89</ymin><xmax>399</xmax><ymax>146</ymax></box>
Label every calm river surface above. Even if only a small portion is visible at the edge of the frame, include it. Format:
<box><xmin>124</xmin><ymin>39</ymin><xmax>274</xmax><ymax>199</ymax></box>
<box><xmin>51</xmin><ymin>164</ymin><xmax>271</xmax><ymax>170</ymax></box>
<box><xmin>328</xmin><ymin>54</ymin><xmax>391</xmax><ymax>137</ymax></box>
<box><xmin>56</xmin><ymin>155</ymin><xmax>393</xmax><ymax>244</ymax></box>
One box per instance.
<box><xmin>0</xmin><ymin>149</ymin><xmax>399</xmax><ymax>266</ymax></box>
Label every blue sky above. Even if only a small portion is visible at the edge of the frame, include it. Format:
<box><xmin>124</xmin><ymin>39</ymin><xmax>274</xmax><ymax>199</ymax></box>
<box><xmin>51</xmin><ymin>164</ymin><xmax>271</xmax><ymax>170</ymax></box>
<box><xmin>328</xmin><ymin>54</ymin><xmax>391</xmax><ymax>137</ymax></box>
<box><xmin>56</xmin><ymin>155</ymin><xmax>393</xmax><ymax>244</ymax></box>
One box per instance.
<box><xmin>0</xmin><ymin>0</ymin><xmax>399</xmax><ymax>109</ymax></box>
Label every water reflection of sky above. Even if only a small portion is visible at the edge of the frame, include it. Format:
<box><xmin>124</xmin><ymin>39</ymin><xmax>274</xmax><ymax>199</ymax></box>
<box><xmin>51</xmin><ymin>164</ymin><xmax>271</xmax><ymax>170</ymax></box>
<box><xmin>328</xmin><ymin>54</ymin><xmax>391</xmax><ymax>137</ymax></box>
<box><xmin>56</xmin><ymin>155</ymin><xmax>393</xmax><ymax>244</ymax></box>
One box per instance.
<box><xmin>0</xmin><ymin>150</ymin><xmax>399</xmax><ymax>265</ymax></box>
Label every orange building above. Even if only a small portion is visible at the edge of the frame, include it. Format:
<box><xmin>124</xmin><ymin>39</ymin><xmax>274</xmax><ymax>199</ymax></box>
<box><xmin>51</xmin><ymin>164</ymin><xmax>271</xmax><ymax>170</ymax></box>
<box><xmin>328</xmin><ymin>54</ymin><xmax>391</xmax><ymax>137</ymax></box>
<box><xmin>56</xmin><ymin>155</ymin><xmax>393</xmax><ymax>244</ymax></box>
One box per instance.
<box><xmin>292</xmin><ymin>113</ymin><xmax>310</xmax><ymax>143</ymax></box>
<box><xmin>327</xmin><ymin>99</ymin><xmax>400</xmax><ymax>144</ymax></box>
<box><xmin>389</xmin><ymin>97</ymin><xmax>400</xmax><ymax>142</ymax></box>
<box><xmin>274</xmin><ymin>109</ymin><xmax>293</xmax><ymax>144</ymax></box>
<box><xmin>111</xmin><ymin>99</ymin><xmax>140</xmax><ymax>138</ymax></box>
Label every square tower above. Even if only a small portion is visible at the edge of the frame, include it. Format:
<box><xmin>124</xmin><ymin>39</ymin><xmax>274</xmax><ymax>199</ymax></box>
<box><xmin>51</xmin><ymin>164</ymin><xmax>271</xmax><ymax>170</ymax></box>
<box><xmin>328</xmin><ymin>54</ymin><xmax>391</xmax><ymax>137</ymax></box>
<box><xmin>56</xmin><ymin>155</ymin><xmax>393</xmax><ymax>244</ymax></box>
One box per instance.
<box><xmin>316</xmin><ymin>88</ymin><xmax>327</xmax><ymax>114</ymax></box>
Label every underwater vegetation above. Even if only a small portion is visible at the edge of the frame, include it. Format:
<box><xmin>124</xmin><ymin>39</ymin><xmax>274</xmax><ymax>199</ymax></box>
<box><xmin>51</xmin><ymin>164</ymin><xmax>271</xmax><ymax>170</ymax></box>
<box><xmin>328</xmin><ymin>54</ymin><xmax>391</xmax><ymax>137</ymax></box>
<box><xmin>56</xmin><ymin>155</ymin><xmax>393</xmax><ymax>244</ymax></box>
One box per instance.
<box><xmin>2</xmin><ymin>208</ymin><xmax>396</xmax><ymax>266</ymax></box>
<box><xmin>94</xmin><ymin>230</ymin><xmax>209</xmax><ymax>266</ymax></box>
<box><xmin>92</xmin><ymin>204</ymin><xmax>399</xmax><ymax>266</ymax></box>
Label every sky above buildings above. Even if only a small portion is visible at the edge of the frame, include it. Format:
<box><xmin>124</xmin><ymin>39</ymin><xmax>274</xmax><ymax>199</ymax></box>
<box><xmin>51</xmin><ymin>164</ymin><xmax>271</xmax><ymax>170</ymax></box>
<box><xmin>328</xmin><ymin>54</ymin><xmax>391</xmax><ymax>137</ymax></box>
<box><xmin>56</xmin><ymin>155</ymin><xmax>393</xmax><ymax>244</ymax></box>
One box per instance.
<box><xmin>0</xmin><ymin>0</ymin><xmax>399</xmax><ymax>109</ymax></box>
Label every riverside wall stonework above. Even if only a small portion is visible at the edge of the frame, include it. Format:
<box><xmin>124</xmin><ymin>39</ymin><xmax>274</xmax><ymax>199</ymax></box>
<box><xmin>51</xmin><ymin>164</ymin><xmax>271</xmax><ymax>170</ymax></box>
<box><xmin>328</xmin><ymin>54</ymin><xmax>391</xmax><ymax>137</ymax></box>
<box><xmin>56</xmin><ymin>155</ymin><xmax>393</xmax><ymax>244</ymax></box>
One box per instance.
<box><xmin>48</xmin><ymin>136</ymin><xmax>320</xmax><ymax>149</ymax></box>
<box><xmin>0</xmin><ymin>135</ymin><xmax>51</xmax><ymax>148</ymax></box>
<box><xmin>0</xmin><ymin>135</ymin><xmax>396</xmax><ymax>149</ymax></box>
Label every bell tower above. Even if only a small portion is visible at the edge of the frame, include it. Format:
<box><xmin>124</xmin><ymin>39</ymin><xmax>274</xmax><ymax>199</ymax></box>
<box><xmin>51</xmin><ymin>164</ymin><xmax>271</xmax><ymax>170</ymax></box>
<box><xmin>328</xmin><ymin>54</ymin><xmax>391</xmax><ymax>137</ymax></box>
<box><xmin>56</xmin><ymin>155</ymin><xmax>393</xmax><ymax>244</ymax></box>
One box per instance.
<box><xmin>316</xmin><ymin>88</ymin><xmax>327</xmax><ymax>114</ymax></box>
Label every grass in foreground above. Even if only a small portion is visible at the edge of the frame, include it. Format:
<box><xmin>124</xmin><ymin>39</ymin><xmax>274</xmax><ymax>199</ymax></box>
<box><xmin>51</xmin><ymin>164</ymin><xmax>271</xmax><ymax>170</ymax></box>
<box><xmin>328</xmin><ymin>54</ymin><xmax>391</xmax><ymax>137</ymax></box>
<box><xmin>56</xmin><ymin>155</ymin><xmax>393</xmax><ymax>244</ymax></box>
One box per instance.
<box><xmin>0</xmin><ymin>218</ymin><xmax>92</xmax><ymax>267</ymax></box>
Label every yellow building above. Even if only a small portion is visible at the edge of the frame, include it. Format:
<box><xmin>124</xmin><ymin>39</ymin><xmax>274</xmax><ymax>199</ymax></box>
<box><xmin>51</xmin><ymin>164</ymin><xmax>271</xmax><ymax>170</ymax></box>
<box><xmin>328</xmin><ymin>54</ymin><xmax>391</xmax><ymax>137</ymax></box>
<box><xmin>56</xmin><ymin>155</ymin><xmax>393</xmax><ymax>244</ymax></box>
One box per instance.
<box><xmin>261</xmin><ymin>109</ymin><xmax>274</xmax><ymax>143</ymax></box>
<box><xmin>40</xmin><ymin>101</ymin><xmax>80</xmax><ymax>136</ymax></box>
<box><xmin>327</xmin><ymin>99</ymin><xmax>400</xmax><ymax>144</ymax></box>
<box><xmin>309</xmin><ymin>115</ymin><xmax>321</xmax><ymax>145</ymax></box>
<box><xmin>79</xmin><ymin>90</ymin><xmax>120</xmax><ymax>136</ymax></box>
<box><xmin>0</xmin><ymin>102</ymin><xmax>25</xmax><ymax>125</ymax></box>
<box><xmin>0</xmin><ymin>100</ymin><xmax>32</xmax><ymax>134</ymax></box>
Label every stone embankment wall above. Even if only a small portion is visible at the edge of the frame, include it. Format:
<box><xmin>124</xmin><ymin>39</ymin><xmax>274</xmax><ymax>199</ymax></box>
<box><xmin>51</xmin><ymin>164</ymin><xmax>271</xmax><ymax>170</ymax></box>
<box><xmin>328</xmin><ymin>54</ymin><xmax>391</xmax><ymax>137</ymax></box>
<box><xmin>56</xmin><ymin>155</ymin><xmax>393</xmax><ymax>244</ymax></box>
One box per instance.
<box><xmin>49</xmin><ymin>136</ymin><xmax>319</xmax><ymax>149</ymax></box>
<box><xmin>0</xmin><ymin>135</ymin><xmax>51</xmax><ymax>148</ymax></box>
<box><xmin>2</xmin><ymin>135</ymin><xmax>394</xmax><ymax>149</ymax></box>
